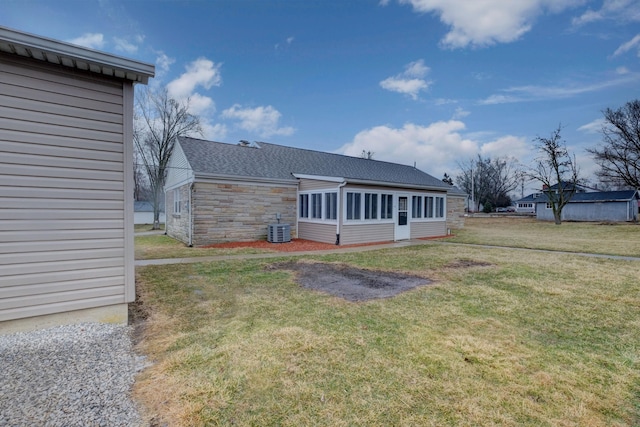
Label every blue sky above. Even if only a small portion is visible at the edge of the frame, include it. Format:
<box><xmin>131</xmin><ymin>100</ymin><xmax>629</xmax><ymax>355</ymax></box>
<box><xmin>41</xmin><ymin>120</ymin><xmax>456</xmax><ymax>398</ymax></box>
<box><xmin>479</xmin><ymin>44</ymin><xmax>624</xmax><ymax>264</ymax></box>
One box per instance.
<box><xmin>4</xmin><ymin>0</ymin><xmax>640</xmax><ymax>191</ymax></box>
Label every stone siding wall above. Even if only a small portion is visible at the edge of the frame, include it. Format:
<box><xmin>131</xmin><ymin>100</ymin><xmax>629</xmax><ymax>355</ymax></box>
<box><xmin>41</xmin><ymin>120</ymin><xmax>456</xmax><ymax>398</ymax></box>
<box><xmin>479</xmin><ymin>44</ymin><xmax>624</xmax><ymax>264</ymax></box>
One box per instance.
<box><xmin>191</xmin><ymin>182</ymin><xmax>297</xmax><ymax>246</ymax></box>
<box><xmin>446</xmin><ymin>196</ymin><xmax>466</xmax><ymax>230</ymax></box>
<box><xmin>166</xmin><ymin>184</ymin><xmax>192</xmax><ymax>244</ymax></box>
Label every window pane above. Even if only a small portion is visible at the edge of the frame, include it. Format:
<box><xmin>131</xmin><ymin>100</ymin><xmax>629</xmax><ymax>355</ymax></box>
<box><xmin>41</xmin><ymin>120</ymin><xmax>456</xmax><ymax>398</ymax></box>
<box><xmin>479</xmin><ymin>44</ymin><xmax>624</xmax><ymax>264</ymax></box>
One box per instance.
<box><xmin>365</xmin><ymin>193</ymin><xmax>378</xmax><ymax>219</ymax></box>
<box><xmin>299</xmin><ymin>194</ymin><xmax>309</xmax><ymax>218</ymax></box>
<box><xmin>425</xmin><ymin>197</ymin><xmax>434</xmax><ymax>218</ymax></box>
<box><xmin>412</xmin><ymin>196</ymin><xmax>422</xmax><ymax>218</ymax></box>
<box><xmin>347</xmin><ymin>192</ymin><xmax>361</xmax><ymax>220</ymax></box>
<box><xmin>325</xmin><ymin>192</ymin><xmax>337</xmax><ymax>220</ymax></box>
<box><xmin>311</xmin><ymin>193</ymin><xmax>322</xmax><ymax>219</ymax></box>
<box><xmin>381</xmin><ymin>194</ymin><xmax>393</xmax><ymax>219</ymax></box>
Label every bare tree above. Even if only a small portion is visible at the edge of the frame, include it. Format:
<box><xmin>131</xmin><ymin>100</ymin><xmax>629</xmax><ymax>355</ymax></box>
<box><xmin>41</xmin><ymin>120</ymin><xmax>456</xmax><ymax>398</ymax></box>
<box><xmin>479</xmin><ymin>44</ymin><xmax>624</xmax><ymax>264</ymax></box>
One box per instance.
<box><xmin>360</xmin><ymin>149</ymin><xmax>375</xmax><ymax>160</ymax></box>
<box><xmin>587</xmin><ymin>100</ymin><xmax>640</xmax><ymax>189</ymax></box>
<box><xmin>456</xmin><ymin>155</ymin><xmax>521</xmax><ymax>211</ymax></box>
<box><xmin>133</xmin><ymin>149</ymin><xmax>151</xmax><ymax>201</ymax></box>
<box><xmin>528</xmin><ymin>125</ymin><xmax>580</xmax><ymax>225</ymax></box>
<box><xmin>134</xmin><ymin>87</ymin><xmax>202</xmax><ymax>229</ymax></box>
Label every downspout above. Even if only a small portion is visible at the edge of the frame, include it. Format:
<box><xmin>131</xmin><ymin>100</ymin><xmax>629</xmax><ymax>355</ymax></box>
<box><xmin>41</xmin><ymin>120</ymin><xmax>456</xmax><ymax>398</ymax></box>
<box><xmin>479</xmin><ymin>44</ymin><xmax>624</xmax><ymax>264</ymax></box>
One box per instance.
<box><xmin>335</xmin><ymin>181</ymin><xmax>347</xmax><ymax>245</ymax></box>
<box><xmin>188</xmin><ymin>182</ymin><xmax>194</xmax><ymax>247</ymax></box>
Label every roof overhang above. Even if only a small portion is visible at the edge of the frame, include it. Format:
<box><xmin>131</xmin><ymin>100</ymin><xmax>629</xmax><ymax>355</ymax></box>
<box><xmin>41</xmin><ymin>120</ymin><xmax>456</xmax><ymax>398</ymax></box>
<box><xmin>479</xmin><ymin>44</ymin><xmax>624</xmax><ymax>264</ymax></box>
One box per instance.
<box><xmin>292</xmin><ymin>174</ymin><xmax>448</xmax><ymax>192</ymax></box>
<box><xmin>195</xmin><ymin>172</ymin><xmax>297</xmax><ymax>186</ymax></box>
<box><xmin>0</xmin><ymin>26</ymin><xmax>155</xmax><ymax>84</ymax></box>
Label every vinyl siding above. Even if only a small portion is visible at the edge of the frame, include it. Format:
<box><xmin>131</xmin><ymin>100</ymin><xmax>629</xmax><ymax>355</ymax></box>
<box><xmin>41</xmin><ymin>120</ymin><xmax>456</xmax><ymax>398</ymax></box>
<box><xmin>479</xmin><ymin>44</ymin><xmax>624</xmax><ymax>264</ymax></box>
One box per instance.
<box><xmin>298</xmin><ymin>179</ymin><xmax>341</xmax><ymax>192</ymax></box>
<box><xmin>341</xmin><ymin>223</ymin><xmax>395</xmax><ymax>245</ymax></box>
<box><xmin>0</xmin><ymin>53</ymin><xmax>133</xmax><ymax>322</ymax></box>
<box><xmin>298</xmin><ymin>222</ymin><xmax>336</xmax><ymax>244</ymax></box>
<box><xmin>410</xmin><ymin>221</ymin><xmax>447</xmax><ymax>239</ymax></box>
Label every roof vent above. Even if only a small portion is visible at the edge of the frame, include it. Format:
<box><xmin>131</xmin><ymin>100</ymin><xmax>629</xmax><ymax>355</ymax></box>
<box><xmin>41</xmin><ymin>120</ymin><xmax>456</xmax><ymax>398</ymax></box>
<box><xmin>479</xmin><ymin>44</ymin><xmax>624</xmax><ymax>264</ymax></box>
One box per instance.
<box><xmin>238</xmin><ymin>140</ymin><xmax>251</xmax><ymax>147</ymax></box>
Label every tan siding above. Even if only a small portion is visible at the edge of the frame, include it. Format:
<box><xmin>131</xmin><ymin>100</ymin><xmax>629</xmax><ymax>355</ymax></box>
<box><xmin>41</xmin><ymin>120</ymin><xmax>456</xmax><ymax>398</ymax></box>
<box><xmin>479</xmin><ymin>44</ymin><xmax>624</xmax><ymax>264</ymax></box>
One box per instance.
<box><xmin>0</xmin><ymin>55</ymin><xmax>130</xmax><ymax>322</ymax></box>
<box><xmin>0</xmin><ymin>295</ymin><xmax>126</xmax><ymax>322</ymax></box>
<box><xmin>298</xmin><ymin>222</ymin><xmax>337</xmax><ymax>244</ymax></box>
<box><xmin>298</xmin><ymin>179</ymin><xmax>340</xmax><ymax>192</ymax></box>
<box><xmin>341</xmin><ymin>223</ymin><xmax>395</xmax><ymax>245</ymax></box>
<box><xmin>410</xmin><ymin>221</ymin><xmax>447</xmax><ymax>239</ymax></box>
<box><xmin>0</xmin><ymin>239</ymin><xmax>123</xmax><ymax>255</ymax></box>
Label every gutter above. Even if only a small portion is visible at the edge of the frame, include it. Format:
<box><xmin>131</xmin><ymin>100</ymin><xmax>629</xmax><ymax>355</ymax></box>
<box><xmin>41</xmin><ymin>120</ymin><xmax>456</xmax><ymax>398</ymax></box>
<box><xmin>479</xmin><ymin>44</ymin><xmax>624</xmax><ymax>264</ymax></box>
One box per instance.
<box><xmin>188</xmin><ymin>182</ymin><xmax>194</xmax><ymax>247</ymax></box>
<box><xmin>335</xmin><ymin>181</ymin><xmax>347</xmax><ymax>245</ymax></box>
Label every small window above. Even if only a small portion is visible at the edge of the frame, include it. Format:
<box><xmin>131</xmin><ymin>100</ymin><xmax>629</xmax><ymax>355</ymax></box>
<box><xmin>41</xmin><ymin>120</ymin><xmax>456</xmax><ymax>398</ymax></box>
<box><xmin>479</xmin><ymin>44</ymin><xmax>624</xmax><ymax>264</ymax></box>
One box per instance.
<box><xmin>412</xmin><ymin>196</ymin><xmax>422</xmax><ymax>218</ymax></box>
<box><xmin>425</xmin><ymin>196</ymin><xmax>434</xmax><ymax>218</ymax></box>
<box><xmin>311</xmin><ymin>193</ymin><xmax>323</xmax><ymax>219</ymax></box>
<box><xmin>435</xmin><ymin>197</ymin><xmax>445</xmax><ymax>218</ymax></box>
<box><xmin>381</xmin><ymin>194</ymin><xmax>393</xmax><ymax>219</ymax></box>
<box><xmin>365</xmin><ymin>193</ymin><xmax>378</xmax><ymax>220</ymax></box>
<box><xmin>346</xmin><ymin>192</ymin><xmax>361</xmax><ymax>220</ymax></box>
<box><xmin>546</xmin><ymin>202</ymin><xmax>553</xmax><ymax>209</ymax></box>
<box><xmin>299</xmin><ymin>194</ymin><xmax>309</xmax><ymax>218</ymax></box>
<box><xmin>325</xmin><ymin>192</ymin><xmax>337</xmax><ymax>220</ymax></box>
<box><xmin>174</xmin><ymin>188</ymin><xmax>181</xmax><ymax>214</ymax></box>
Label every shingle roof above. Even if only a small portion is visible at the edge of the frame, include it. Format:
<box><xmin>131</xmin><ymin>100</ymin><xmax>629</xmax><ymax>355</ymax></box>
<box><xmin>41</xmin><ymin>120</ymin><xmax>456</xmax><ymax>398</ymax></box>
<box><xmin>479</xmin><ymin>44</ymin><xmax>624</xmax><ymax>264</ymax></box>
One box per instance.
<box><xmin>516</xmin><ymin>190</ymin><xmax>638</xmax><ymax>203</ymax></box>
<box><xmin>178</xmin><ymin>137</ymin><xmax>452</xmax><ymax>191</ymax></box>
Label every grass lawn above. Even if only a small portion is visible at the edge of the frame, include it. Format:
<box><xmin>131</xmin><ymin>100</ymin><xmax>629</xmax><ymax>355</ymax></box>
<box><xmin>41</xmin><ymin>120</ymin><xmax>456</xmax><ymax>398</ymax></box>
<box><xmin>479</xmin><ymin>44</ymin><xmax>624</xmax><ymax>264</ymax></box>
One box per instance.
<box><xmin>448</xmin><ymin>217</ymin><xmax>640</xmax><ymax>257</ymax></box>
<box><xmin>134</xmin><ymin>234</ymin><xmax>640</xmax><ymax>425</ymax></box>
<box><xmin>134</xmin><ymin>223</ymin><xmax>164</xmax><ymax>232</ymax></box>
<box><xmin>135</xmin><ymin>235</ymin><xmax>275</xmax><ymax>260</ymax></box>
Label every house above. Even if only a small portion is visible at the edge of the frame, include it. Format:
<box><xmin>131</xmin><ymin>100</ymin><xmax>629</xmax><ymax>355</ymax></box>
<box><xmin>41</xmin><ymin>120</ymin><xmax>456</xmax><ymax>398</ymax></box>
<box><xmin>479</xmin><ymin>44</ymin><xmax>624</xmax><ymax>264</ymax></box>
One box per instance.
<box><xmin>0</xmin><ymin>26</ymin><xmax>154</xmax><ymax>332</ymax></box>
<box><xmin>165</xmin><ymin>137</ymin><xmax>466</xmax><ymax>246</ymax></box>
<box><xmin>134</xmin><ymin>201</ymin><xmax>166</xmax><ymax>225</ymax></box>
<box><xmin>516</xmin><ymin>190</ymin><xmax>639</xmax><ymax>222</ymax></box>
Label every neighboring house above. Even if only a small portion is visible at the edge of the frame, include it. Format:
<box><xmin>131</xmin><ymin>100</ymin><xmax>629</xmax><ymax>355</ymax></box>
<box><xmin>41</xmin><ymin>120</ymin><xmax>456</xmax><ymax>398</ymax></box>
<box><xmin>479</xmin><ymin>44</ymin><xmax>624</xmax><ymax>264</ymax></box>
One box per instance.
<box><xmin>165</xmin><ymin>137</ymin><xmax>465</xmax><ymax>246</ymax></box>
<box><xmin>516</xmin><ymin>190</ymin><xmax>639</xmax><ymax>222</ymax></box>
<box><xmin>0</xmin><ymin>26</ymin><xmax>154</xmax><ymax>332</ymax></box>
<box><xmin>134</xmin><ymin>201</ymin><xmax>166</xmax><ymax>225</ymax></box>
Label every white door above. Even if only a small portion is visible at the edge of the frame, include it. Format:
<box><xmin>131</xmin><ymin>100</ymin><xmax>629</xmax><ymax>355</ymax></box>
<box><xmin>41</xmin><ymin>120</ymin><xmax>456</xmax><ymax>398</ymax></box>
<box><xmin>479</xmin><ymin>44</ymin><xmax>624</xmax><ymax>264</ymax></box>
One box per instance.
<box><xmin>395</xmin><ymin>195</ymin><xmax>410</xmax><ymax>240</ymax></box>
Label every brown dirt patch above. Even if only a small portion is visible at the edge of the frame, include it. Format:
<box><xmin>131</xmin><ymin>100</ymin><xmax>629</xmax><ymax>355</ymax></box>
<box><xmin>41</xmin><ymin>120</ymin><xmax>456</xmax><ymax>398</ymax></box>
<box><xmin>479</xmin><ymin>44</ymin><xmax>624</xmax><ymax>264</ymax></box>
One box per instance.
<box><xmin>269</xmin><ymin>260</ymin><xmax>432</xmax><ymax>302</ymax></box>
<box><xmin>201</xmin><ymin>238</ymin><xmax>392</xmax><ymax>252</ymax></box>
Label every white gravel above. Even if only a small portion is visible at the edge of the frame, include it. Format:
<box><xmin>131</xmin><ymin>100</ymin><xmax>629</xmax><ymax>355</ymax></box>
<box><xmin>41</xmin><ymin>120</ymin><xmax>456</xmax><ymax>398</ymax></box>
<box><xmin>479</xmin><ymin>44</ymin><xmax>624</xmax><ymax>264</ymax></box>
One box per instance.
<box><xmin>0</xmin><ymin>323</ymin><xmax>148</xmax><ymax>427</ymax></box>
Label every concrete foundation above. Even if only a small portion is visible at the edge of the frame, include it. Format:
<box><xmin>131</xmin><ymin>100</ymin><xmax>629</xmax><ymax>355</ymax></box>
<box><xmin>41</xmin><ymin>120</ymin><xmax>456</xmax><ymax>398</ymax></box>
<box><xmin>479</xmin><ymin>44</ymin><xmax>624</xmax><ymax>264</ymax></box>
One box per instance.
<box><xmin>0</xmin><ymin>304</ymin><xmax>129</xmax><ymax>336</ymax></box>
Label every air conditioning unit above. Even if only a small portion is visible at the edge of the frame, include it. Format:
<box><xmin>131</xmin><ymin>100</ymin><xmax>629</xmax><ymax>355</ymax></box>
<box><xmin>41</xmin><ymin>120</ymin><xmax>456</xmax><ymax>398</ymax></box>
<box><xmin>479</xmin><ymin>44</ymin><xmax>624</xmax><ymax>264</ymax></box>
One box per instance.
<box><xmin>267</xmin><ymin>224</ymin><xmax>291</xmax><ymax>243</ymax></box>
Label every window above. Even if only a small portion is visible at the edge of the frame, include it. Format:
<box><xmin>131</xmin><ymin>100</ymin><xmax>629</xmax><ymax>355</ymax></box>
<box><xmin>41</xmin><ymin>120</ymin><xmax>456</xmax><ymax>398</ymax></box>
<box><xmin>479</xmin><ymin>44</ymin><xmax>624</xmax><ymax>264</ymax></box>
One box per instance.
<box><xmin>381</xmin><ymin>194</ymin><xmax>393</xmax><ymax>219</ymax></box>
<box><xmin>299</xmin><ymin>194</ymin><xmax>309</xmax><ymax>218</ymax></box>
<box><xmin>435</xmin><ymin>197</ymin><xmax>445</xmax><ymax>218</ymax></box>
<box><xmin>364</xmin><ymin>193</ymin><xmax>378</xmax><ymax>219</ymax></box>
<box><xmin>412</xmin><ymin>196</ymin><xmax>422</xmax><ymax>218</ymax></box>
<box><xmin>425</xmin><ymin>196</ymin><xmax>434</xmax><ymax>218</ymax></box>
<box><xmin>173</xmin><ymin>188</ymin><xmax>181</xmax><ymax>214</ymax></box>
<box><xmin>546</xmin><ymin>202</ymin><xmax>553</xmax><ymax>209</ymax></box>
<box><xmin>346</xmin><ymin>192</ymin><xmax>361</xmax><ymax>220</ymax></box>
<box><xmin>325</xmin><ymin>192</ymin><xmax>337</xmax><ymax>220</ymax></box>
<box><xmin>311</xmin><ymin>193</ymin><xmax>323</xmax><ymax>219</ymax></box>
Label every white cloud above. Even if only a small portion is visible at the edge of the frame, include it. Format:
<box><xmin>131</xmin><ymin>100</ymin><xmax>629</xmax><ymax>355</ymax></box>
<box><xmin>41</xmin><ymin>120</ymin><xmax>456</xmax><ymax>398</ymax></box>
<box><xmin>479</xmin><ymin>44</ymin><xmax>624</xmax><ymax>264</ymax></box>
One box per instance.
<box><xmin>452</xmin><ymin>107</ymin><xmax>470</xmax><ymax>119</ymax></box>
<box><xmin>398</xmin><ymin>0</ymin><xmax>582</xmax><ymax>48</ymax></box>
<box><xmin>221</xmin><ymin>104</ymin><xmax>295</xmax><ymax>138</ymax></box>
<box><xmin>616</xmin><ymin>66</ymin><xmax>630</xmax><ymax>74</ymax></box>
<box><xmin>166</xmin><ymin>58</ymin><xmax>222</xmax><ymax>114</ymax></box>
<box><xmin>380</xmin><ymin>59</ymin><xmax>431</xmax><ymax>100</ymax></box>
<box><xmin>480</xmin><ymin>135</ymin><xmax>529</xmax><ymax>159</ymax></box>
<box><xmin>479</xmin><ymin>73</ymin><xmax>640</xmax><ymax>104</ymax></box>
<box><xmin>113</xmin><ymin>36</ymin><xmax>138</xmax><ymax>54</ymax></box>
<box><xmin>572</xmin><ymin>0</ymin><xmax>640</xmax><ymax>26</ymax></box>
<box><xmin>68</xmin><ymin>33</ymin><xmax>105</xmax><ymax>50</ymax></box>
<box><xmin>338</xmin><ymin>120</ymin><xmax>528</xmax><ymax>178</ymax></box>
<box><xmin>613</xmin><ymin>34</ymin><xmax>640</xmax><ymax>57</ymax></box>
<box><xmin>155</xmin><ymin>52</ymin><xmax>175</xmax><ymax>75</ymax></box>
<box><xmin>201</xmin><ymin>122</ymin><xmax>228</xmax><ymax>140</ymax></box>
<box><xmin>167</xmin><ymin>58</ymin><xmax>222</xmax><ymax>99</ymax></box>
<box><xmin>577</xmin><ymin>118</ymin><xmax>605</xmax><ymax>134</ymax></box>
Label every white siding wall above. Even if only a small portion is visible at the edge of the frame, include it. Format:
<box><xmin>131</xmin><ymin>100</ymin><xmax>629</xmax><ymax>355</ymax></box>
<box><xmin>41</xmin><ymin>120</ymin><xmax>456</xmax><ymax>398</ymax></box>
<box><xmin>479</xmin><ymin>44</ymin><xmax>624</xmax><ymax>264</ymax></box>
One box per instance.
<box><xmin>0</xmin><ymin>53</ymin><xmax>133</xmax><ymax>322</ymax></box>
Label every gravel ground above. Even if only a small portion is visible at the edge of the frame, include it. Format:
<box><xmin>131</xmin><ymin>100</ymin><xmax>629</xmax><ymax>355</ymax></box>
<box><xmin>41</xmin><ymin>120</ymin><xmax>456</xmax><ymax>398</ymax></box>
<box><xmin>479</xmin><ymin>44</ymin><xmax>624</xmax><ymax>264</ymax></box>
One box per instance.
<box><xmin>0</xmin><ymin>323</ymin><xmax>147</xmax><ymax>427</ymax></box>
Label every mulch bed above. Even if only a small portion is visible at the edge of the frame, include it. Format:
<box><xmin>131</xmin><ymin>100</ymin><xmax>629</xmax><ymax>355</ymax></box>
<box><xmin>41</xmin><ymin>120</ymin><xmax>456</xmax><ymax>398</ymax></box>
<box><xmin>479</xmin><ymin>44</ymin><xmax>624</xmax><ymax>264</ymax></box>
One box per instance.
<box><xmin>201</xmin><ymin>239</ymin><xmax>393</xmax><ymax>252</ymax></box>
